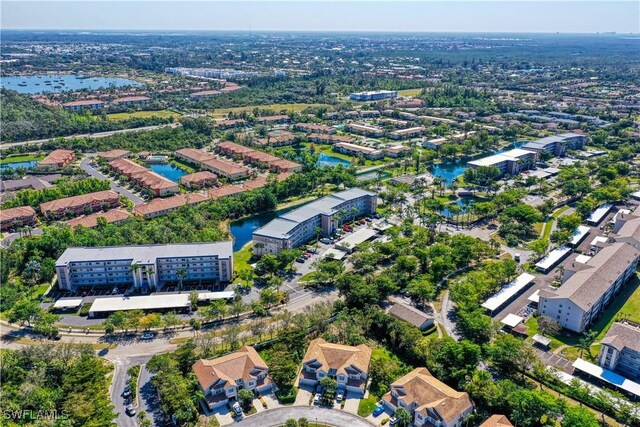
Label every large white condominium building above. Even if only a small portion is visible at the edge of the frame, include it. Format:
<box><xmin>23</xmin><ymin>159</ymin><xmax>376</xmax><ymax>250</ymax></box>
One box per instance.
<box><xmin>599</xmin><ymin>322</ymin><xmax>640</xmax><ymax>381</ymax></box>
<box><xmin>522</xmin><ymin>133</ymin><xmax>587</xmax><ymax>157</ymax></box>
<box><xmin>56</xmin><ymin>242</ymin><xmax>233</xmax><ymax>291</ymax></box>
<box><xmin>252</xmin><ymin>188</ymin><xmax>377</xmax><ymax>256</ymax></box>
<box><xmin>538</xmin><ymin>242</ymin><xmax>640</xmax><ymax>333</ymax></box>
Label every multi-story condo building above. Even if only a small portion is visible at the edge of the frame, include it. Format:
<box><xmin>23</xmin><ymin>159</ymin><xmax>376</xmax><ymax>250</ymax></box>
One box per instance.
<box><xmin>174</xmin><ymin>148</ymin><xmax>249</xmax><ymax>180</ymax></box>
<box><xmin>382</xmin><ymin>367</ymin><xmax>474</xmax><ymax>427</ymax></box>
<box><xmin>55</xmin><ymin>242</ymin><xmax>233</xmax><ymax>291</ymax></box>
<box><xmin>335</xmin><ymin>142</ymin><xmax>384</xmax><ymax>160</ymax></box>
<box><xmin>39</xmin><ymin>190</ymin><xmax>121</xmax><ymax>219</ymax></box>
<box><xmin>62</xmin><ymin>100</ymin><xmax>105</xmax><ymax>111</ymax></box>
<box><xmin>467</xmin><ymin>148</ymin><xmax>537</xmax><ymax>176</ymax></box>
<box><xmin>253</xmin><ymin>188</ymin><xmax>377</xmax><ymax>256</ymax></box>
<box><xmin>598</xmin><ymin>322</ymin><xmax>640</xmax><ymax>381</ymax></box>
<box><xmin>345</xmin><ymin>123</ymin><xmax>385</xmax><ymax>137</ymax></box>
<box><xmin>299</xmin><ymin>338</ymin><xmax>372</xmax><ymax>396</ymax></box>
<box><xmin>349</xmin><ymin>90</ymin><xmax>397</xmax><ymax>102</ymax></box>
<box><xmin>112</xmin><ymin>96</ymin><xmax>151</xmax><ymax>107</ymax></box>
<box><xmin>522</xmin><ymin>132</ymin><xmax>587</xmax><ymax>157</ymax></box>
<box><xmin>0</xmin><ymin>206</ymin><xmax>37</xmax><ymax>232</ymax></box>
<box><xmin>39</xmin><ymin>149</ymin><xmax>75</xmax><ymax>170</ymax></box>
<box><xmin>192</xmin><ymin>346</ymin><xmax>273</xmax><ymax>410</ymax></box>
<box><xmin>613</xmin><ymin>205</ymin><xmax>640</xmax><ymax>250</ymax></box>
<box><xmin>539</xmin><ymin>242</ymin><xmax>640</xmax><ymax>333</ymax></box>
<box><xmin>108</xmin><ymin>158</ymin><xmax>179</xmax><ymax>197</ymax></box>
<box><xmin>389</xmin><ymin>127</ymin><xmax>424</xmax><ymax>140</ymax></box>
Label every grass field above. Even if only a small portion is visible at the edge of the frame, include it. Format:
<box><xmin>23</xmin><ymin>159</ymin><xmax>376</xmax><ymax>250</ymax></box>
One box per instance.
<box><xmin>106</xmin><ymin>109</ymin><xmax>179</xmax><ymax>121</ymax></box>
<box><xmin>0</xmin><ymin>154</ymin><xmax>44</xmax><ymax>164</ymax></box>
<box><xmin>211</xmin><ymin>103</ymin><xmax>331</xmax><ymax>118</ymax></box>
<box><xmin>233</xmin><ymin>243</ymin><xmax>254</xmax><ymax>277</ymax></box>
<box><xmin>397</xmin><ymin>88</ymin><xmax>424</xmax><ymax>97</ymax></box>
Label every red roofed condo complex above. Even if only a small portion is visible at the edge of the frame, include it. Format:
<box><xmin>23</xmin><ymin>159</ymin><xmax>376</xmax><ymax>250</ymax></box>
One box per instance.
<box><xmin>67</xmin><ymin>208</ymin><xmax>132</xmax><ymax>229</ymax></box>
<box><xmin>39</xmin><ymin>149</ymin><xmax>75</xmax><ymax>170</ymax></box>
<box><xmin>39</xmin><ymin>190</ymin><xmax>121</xmax><ymax>219</ymax></box>
<box><xmin>174</xmin><ymin>148</ymin><xmax>249</xmax><ymax>180</ymax></box>
<box><xmin>108</xmin><ymin>158</ymin><xmax>179</xmax><ymax>196</ymax></box>
<box><xmin>112</xmin><ymin>96</ymin><xmax>151</xmax><ymax>106</ymax></box>
<box><xmin>0</xmin><ymin>206</ymin><xmax>37</xmax><ymax>232</ymax></box>
<box><xmin>134</xmin><ymin>193</ymin><xmax>209</xmax><ymax>219</ymax></box>
<box><xmin>180</xmin><ymin>171</ymin><xmax>218</xmax><ymax>189</ymax></box>
<box><xmin>62</xmin><ymin>99</ymin><xmax>105</xmax><ymax>111</ymax></box>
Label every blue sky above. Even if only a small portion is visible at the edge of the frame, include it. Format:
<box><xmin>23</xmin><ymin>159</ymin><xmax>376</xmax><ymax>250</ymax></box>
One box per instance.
<box><xmin>2</xmin><ymin>1</ymin><xmax>639</xmax><ymax>33</ymax></box>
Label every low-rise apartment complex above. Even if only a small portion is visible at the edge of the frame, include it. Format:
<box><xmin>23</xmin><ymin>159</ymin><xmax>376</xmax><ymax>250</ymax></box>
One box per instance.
<box><xmin>108</xmin><ymin>158</ymin><xmax>179</xmax><ymax>197</ymax></box>
<box><xmin>55</xmin><ymin>241</ymin><xmax>233</xmax><ymax>291</ymax></box>
<box><xmin>0</xmin><ymin>206</ymin><xmax>37</xmax><ymax>232</ymax></box>
<box><xmin>39</xmin><ymin>149</ymin><xmax>75</xmax><ymax>170</ymax></box>
<box><xmin>40</xmin><ymin>190</ymin><xmax>121</xmax><ymax>219</ymax></box>
<box><xmin>334</xmin><ymin>142</ymin><xmax>384</xmax><ymax>160</ymax></box>
<box><xmin>253</xmin><ymin>188</ymin><xmax>377</xmax><ymax>255</ymax></box>
<box><xmin>382</xmin><ymin>367</ymin><xmax>474</xmax><ymax>427</ymax></box>
<box><xmin>539</xmin><ymin>242</ymin><xmax>640</xmax><ymax>333</ymax></box>
<box><xmin>193</xmin><ymin>346</ymin><xmax>273</xmax><ymax>410</ymax></box>
<box><xmin>598</xmin><ymin>322</ymin><xmax>640</xmax><ymax>381</ymax></box>
<box><xmin>467</xmin><ymin>148</ymin><xmax>537</xmax><ymax>176</ymax></box>
<box><xmin>175</xmin><ymin>148</ymin><xmax>250</xmax><ymax>180</ymax></box>
<box><xmin>299</xmin><ymin>338</ymin><xmax>372</xmax><ymax>396</ymax></box>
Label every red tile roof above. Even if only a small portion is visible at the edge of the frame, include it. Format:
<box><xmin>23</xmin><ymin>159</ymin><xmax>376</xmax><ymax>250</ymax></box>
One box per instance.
<box><xmin>67</xmin><ymin>208</ymin><xmax>132</xmax><ymax>228</ymax></box>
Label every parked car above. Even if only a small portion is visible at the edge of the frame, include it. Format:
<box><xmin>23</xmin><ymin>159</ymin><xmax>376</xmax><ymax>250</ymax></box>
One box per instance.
<box><xmin>125</xmin><ymin>405</ymin><xmax>136</xmax><ymax>417</ymax></box>
<box><xmin>336</xmin><ymin>390</ymin><xmax>344</xmax><ymax>402</ymax></box>
<box><xmin>373</xmin><ymin>405</ymin><xmax>385</xmax><ymax>417</ymax></box>
<box><xmin>232</xmin><ymin>402</ymin><xmax>243</xmax><ymax>417</ymax></box>
<box><xmin>373</xmin><ymin>213</ymin><xmax>382</xmax><ymax>219</ymax></box>
<box><xmin>141</xmin><ymin>332</ymin><xmax>155</xmax><ymax>340</ymax></box>
<box><xmin>123</xmin><ymin>386</ymin><xmax>131</xmax><ymax>398</ymax></box>
<box><xmin>365</xmin><ymin>217</ymin><xmax>373</xmax><ymax>222</ymax></box>
<box><xmin>342</xmin><ymin>225</ymin><xmax>352</xmax><ymax>232</ymax></box>
<box><xmin>111</xmin><ymin>287</ymin><xmax>118</xmax><ymax>295</ymax></box>
<box><xmin>296</xmin><ymin>257</ymin><xmax>306</xmax><ymax>263</ymax></box>
<box><xmin>304</xmin><ymin>253</ymin><xmax>312</xmax><ymax>258</ymax></box>
<box><xmin>313</xmin><ymin>393</ymin><xmax>321</xmax><ymax>405</ymax></box>
<box><xmin>319</xmin><ymin>238</ymin><xmax>331</xmax><ymax>244</ymax></box>
<box><xmin>389</xmin><ymin>416</ymin><xmax>398</xmax><ymax>425</ymax></box>
<box><xmin>358</xmin><ymin>219</ymin><xmax>366</xmax><ymax>225</ymax></box>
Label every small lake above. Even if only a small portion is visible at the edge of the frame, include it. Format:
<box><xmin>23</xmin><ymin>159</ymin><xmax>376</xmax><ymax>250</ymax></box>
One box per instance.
<box><xmin>0</xmin><ymin>160</ymin><xmax>38</xmax><ymax>170</ymax></box>
<box><xmin>230</xmin><ymin>200</ymin><xmax>314</xmax><ymax>251</ymax></box>
<box><xmin>148</xmin><ymin>163</ymin><xmax>188</xmax><ymax>182</ymax></box>
<box><xmin>429</xmin><ymin>140</ymin><xmax>528</xmax><ymax>185</ymax></box>
<box><xmin>316</xmin><ymin>153</ymin><xmax>351</xmax><ymax>167</ymax></box>
<box><xmin>0</xmin><ymin>74</ymin><xmax>141</xmax><ymax>94</ymax></box>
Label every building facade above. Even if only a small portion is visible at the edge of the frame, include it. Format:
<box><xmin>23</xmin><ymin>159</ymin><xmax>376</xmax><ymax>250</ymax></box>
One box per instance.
<box><xmin>55</xmin><ymin>242</ymin><xmax>233</xmax><ymax>291</ymax></box>
<box><xmin>253</xmin><ymin>188</ymin><xmax>377</xmax><ymax>256</ymax></box>
<box><xmin>598</xmin><ymin>322</ymin><xmax>640</xmax><ymax>381</ymax></box>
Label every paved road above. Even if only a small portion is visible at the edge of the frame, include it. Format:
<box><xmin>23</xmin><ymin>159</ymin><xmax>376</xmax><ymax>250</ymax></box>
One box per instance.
<box><xmin>235</xmin><ymin>406</ymin><xmax>375</xmax><ymax>427</ymax></box>
<box><xmin>1</xmin><ymin>123</ymin><xmax>179</xmax><ymax>148</ymax></box>
<box><xmin>1</xmin><ymin>228</ymin><xmax>42</xmax><ymax>248</ymax></box>
<box><xmin>80</xmin><ymin>155</ymin><xmax>145</xmax><ymax>205</ymax></box>
<box><xmin>440</xmin><ymin>290</ymin><xmax>460</xmax><ymax>340</ymax></box>
<box><xmin>109</xmin><ymin>354</ymin><xmax>152</xmax><ymax>427</ymax></box>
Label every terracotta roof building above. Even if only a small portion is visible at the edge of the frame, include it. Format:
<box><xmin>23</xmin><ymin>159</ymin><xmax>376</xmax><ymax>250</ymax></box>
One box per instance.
<box><xmin>480</xmin><ymin>415</ymin><xmax>514</xmax><ymax>427</ymax></box>
<box><xmin>0</xmin><ymin>206</ymin><xmax>37</xmax><ymax>232</ymax></box>
<box><xmin>40</xmin><ymin>190</ymin><xmax>121</xmax><ymax>219</ymax></box>
<box><xmin>112</xmin><ymin>96</ymin><xmax>151</xmax><ymax>106</ymax></box>
<box><xmin>39</xmin><ymin>149</ymin><xmax>75</xmax><ymax>170</ymax></box>
<box><xmin>134</xmin><ymin>193</ymin><xmax>208</xmax><ymax>219</ymax></box>
<box><xmin>293</xmin><ymin>123</ymin><xmax>336</xmax><ymax>134</ymax></box>
<box><xmin>299</xmin><ymin>338</ymin><xmax>372</xmax><ymax>396</ymax></box>
<box><xmin>382</xmin><ymin>367</ymin><xmax>474</xmax><ymax>427</ymax></box>
<box><xmin>208</xmin><ymin>185</ymin><xmax>246</xmax><ymax>200</ymax></box>
<box><xmin>108</xmin><ymin>158</ymin><xmax>179</xmax><ymax>197</ymax></box>
<box><xmin>308</xmin><ymin>133</ymin><xmax>355</xmax><ymax>145</ymax></box>
<box><xmin>62</xmin><ymin>99</ymin><xmax>105</xmax><ymax>111</ymax></box>
<box><xmin>99</xmin><ymin>149</ymin><xmax>131</xmax><ymax>161</ymax></box>
<box><xmin>67</xmin><ymin>208</ymin><xmax>132</xmax><ymax>229</ymax></box>
<box><xmin>175</xmin><ymin>148</ymin><xmax>249</xmax><ymax>180</ymax></box>
<box><xmin>257</xmin><ymin>115</ymin><xmax>290</xmax><ymax>124</ymax></box>
<box><xmin>192</xmin><ymin>346</ymin><xmax>273</xmax><ymax>410</ymax></box>
<box><xmin>180</xmin><ymin>171</ymin><xmax>218</xmax><ymax>189</ymax></box>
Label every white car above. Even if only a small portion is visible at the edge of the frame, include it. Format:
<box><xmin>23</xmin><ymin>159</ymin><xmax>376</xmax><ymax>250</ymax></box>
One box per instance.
<box><xmin>336</xmin><ymin>390</ymin><xmax>344</xmax><ymax>402</ymax></box>
<box><xmin>232</xmin><ymin>402</ymin><xmax>243</xmax><ymax>417</ymax></box>
<box><xmin>313</xmin><ymin>393</ymin><xmax>321</xmax><ymax>405</ymax></box>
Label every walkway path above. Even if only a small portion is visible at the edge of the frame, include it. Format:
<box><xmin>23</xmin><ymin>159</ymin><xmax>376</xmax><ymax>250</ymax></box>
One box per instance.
<box><xmin>234</xmin><ymin>406</ymin><xmax>375</xmax><ymax>427</ymax></box>
<box><xmin>1</xmin><ymin>123</ymin><xmax>179</xmax><ymax>148</ymax></box>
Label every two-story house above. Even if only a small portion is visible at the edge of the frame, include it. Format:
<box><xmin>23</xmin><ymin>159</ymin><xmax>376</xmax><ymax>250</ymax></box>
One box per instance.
<box><xmin>382</xmin><ymin>367</ymin><xmax>474</xmax><ymax>427</ymax></box>
<box><xmin>192</xmin><ymin>346</ymin><xmax>272</xmax><ymax>411</ymax></box>
<box><xmin>299</xmin><ymin>338</ymin><xmax>372</xmax><ymax>396</ymax></box>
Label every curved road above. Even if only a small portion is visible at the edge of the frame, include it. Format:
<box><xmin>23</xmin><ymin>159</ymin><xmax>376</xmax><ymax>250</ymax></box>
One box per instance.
<box><xmin>80</xmin><ymin>155</ymin><xmax>145</xmax><ymax>205</ymax></box>
<box><xmin>235</xmin><ymin>406</ymin><xmax>375</xmax><ymax>427</ymax></box>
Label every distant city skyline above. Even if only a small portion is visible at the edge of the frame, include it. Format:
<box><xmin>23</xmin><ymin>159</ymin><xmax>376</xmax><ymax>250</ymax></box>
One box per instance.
<box><xmin>2</xmin><ymin>1</ymin><xmax>639</xmax><ymax>34</ymax></box>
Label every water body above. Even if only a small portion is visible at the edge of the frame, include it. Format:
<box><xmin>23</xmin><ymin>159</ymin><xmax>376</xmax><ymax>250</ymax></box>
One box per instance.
<box><xmin>428</xmin><ymin>140</ymin><xmax>527</xmax><ymax>185</ymax></box>
<box><xmin>0</xmin><ymin>160</ymin><xmax>38</xmax><ymax>170</ymax></box>
<box><xmin>316</xmin><ymin>153</ymin><xmax>351</xmax><ymax>168</ymax></box>
<box><xmin>0</xmin><ymin>74</ymin><xmax>141</xmax><ymax>94</ymax></box>
<box><xmin>230</xmin><ymin>200</ymin><xmax>315</xmax><ymax>251</ymax></box>
<box><xmin>439</xmin><ymin>196</ymin><xmax>485</xmax><ymax>218</ymax></box>
<box><xmin>148</xmin><ymin>163</ymin><xmax>188</xmax><ymax>182</ymax></box>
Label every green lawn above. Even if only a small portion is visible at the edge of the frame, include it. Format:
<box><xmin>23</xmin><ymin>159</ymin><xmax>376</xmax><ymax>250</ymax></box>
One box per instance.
<box><xmin>541</xmin><ymin>219</ymin><xmax>554</xmax><ymax>240</ymax></box>
<box><xmin>551</xmin><ymin>205</ymin><xmax>570</xmax><ymax>219</ymax></box>
<box><xmin>0</xmin><ymin>154</ymin><xmax>44</xmax><ymax>164</ymax></box>
<box><xmin>170</xmin><ymin>159</ymin><xmax>197</xmax><ymax>174</ymax></box>
<box><xmin>106</xmin><ymin>109</ymin><xmax>179</xmax><ymax>121</ymax></box>
<box><xmin>358</xmin><ymin>395</ymin><xmax>378</xmax><ymax>417</ymax></box>
<box><xmin>525</xmin><ymin>316</ymin><xmax>582</xmax><ymax>350</ymax></box>
<box><xmin>299</xmin><ymin>271</ymin><xmax>317</xmax><ymax>284</ymax></box>
<box><xmin>233</xmin><ymin>243</ymin><xmax>254</xmax><ymax>277</ymax></box>
<box><xmin>212</xmin><ymin>103</ymin><xmax>331</xmax><ymax>118</ymax></box>
<box><xmin>397</xmin><ymin>88</ymin><xmax>423</xmax><ymax>97</ymax></box>
<box><xmin>593</xmin><ymin>273</ymin><xmax>640</xmax><ymax>340</ymax></box>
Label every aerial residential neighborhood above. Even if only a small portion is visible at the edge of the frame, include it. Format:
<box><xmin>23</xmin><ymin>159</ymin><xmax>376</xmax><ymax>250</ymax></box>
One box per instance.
<box><xmin>1</xmin><ymin>1</ymin><xmax>640</xmax><ymax>427</ymax></box>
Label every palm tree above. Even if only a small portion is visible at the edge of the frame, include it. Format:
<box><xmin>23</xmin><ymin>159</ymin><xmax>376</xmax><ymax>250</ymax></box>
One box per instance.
<box><xmin>145</xmin><ymin>267</ymin><xmax>155</xmax><ymax>290</ymax></box>
<box><xmin>129</xmin><ymin>263</ymin><xmax>141</xmax><ymax>289</ymax></box>
<box><xmin>577</xmin><ymin>330</ymin><xmax>598</xmax><ymax>359</ymax></box>
<box><xmin>176</xmin><ymin>268</ymin><xmax>187</xmax><ymax>292</ymax></box>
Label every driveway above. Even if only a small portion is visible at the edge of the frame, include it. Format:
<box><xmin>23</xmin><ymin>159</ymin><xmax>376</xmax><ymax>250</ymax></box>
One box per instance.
<box><xmin>234</xmin><ymin>406</ymin><xmax>375</xmax><ymax>427</ymax></box>
<box><xmin>80</xmin><ymin>155</ymin><xmax>145</xmax><ymax>205</ymax></box>
<box><xmin>109</xmin><ymin>354</ymin><xmax>152</xmax><ymax>427</ymax></box>
<box><xmin>343</xmin><ymin>396</ymin><xmax>360</xmax><ymax>415</ymax></box>
<box><xmin>215</xmin><ymin>407</ymin><xmax>235</xmax><ymax>426</ymax></box>
<box><xmin>294</xmin><ymin>385</ymin><xmax>313</xmax><ymax>406</ymax></box>
<box><xmin>260</xmin><ymin>393</ymin><xmax>281</xmax><ymax>409</ymax></box>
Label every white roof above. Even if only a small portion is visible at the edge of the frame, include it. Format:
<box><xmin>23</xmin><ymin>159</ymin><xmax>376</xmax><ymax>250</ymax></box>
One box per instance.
<box><xmin>197</xmin><ymin>291</ymin><xmax>235</xmax><ymax>301</ymax></box>
<box><xmin>527</xmin><ymin>289</ymin><xmax>541</xmax><ymax>303</ymax></box>
<box><xmin>532</xmin><ymin>334</ymin><xmax>551</xmax><ymax>346</ymax></box>
<box><xmin>322</xmin><ymin>248</ymin><xmax>347</xmax><ymax>260</ymax></box>
<box><xmin>575</xmin><ymin>254</ymin><xmax>592</xmax><ymax>264</ymax></box>
<box><xmin>481</xmin><ymin>273</ymin><xmax>535</xmax><ymax>312</ymax></box>
<box><xmin>587</xmin><ymin>203</ymin><xmax>613</xmax><ymax>224</ymax></box>
<box><xmin>630</xmin><ymin>191</ymin><xmax>640</xmax><ymax>200</ymax></box>
<box><xmin>53</xmin><ymin>298</ymin><xmax>83</xmax><ymax>309</ymax></box>
<box><xmin>573</xmin><ymin>358</ymin><xmax>640</xmax><ymax>398</ymax></box>
<box><xmin>57</xmin><ymin>242</ymin><xmax>233</xmax><ymax>266</ymax></box>
<box><xmin>336</xmin><ymin>228</ymin><xmax>378</xmax><ymax>249</ymax></box>
<box><xmin>590</xmin><ymin>235</ymin><xmax>609</xmax><ymax>246</ymax></box>
<box><xmin>611</xmin><ymin>209</ymin><xmax>631</xmax><ymax>224</ymax></box>
<box><xmin>468</xmin><ymin>148</ymin><xmax>535</xmax><ymax>168</ymax></box>
<box><xmin>535</xmin><ymin>245</ymin><xmax>571</xmax><ymax>271</ymax></box>
<box><xmin>89</xmin><ymin>294</ymin><xmax>191</xmax><ymax>314</ymax></box>
<box><xmin>501</xmin><ymin>313</ymin><xmax>524</xmax><ymax>328</ymax></box>
<box><xmin>569</xmin><ymin>225</ymin><xmax>591</xmax><ymax>246</ymax></box>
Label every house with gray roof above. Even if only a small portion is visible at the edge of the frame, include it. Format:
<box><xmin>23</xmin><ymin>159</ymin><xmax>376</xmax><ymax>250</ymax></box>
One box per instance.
<box><xmin>598</xmin><ymin>322</ymin><xmax>640</xmax><ymax>381</ymax></box>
